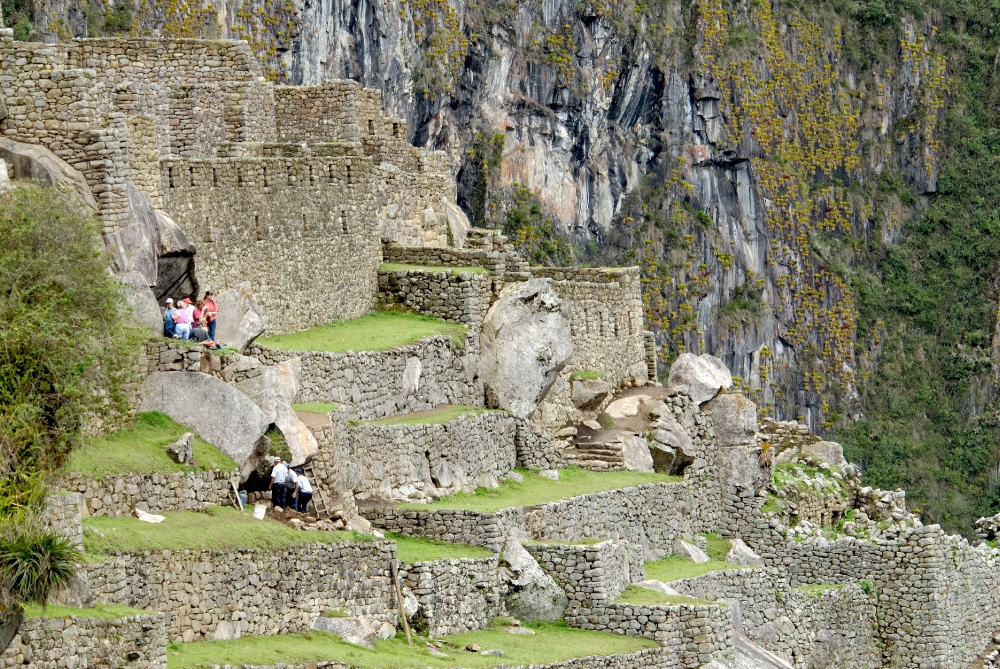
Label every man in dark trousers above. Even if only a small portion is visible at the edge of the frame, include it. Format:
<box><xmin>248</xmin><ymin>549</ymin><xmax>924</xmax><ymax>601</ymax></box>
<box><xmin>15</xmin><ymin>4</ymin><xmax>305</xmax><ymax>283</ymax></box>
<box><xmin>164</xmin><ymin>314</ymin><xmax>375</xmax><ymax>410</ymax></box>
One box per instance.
<box><xmin>268</xmin><ymin>457</ymin><xmax>288</xmax><ymax>510</ymax></box>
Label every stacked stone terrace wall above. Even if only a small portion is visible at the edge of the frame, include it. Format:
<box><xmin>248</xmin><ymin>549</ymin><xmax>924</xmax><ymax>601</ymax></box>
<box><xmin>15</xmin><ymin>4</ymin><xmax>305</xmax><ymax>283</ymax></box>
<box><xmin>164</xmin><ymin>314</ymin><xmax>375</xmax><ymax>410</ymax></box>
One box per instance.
<box><xmin>0</xmin><ymin>612</ymin><xmax>167</xmax><ymax>669</ymax></box>
<box><xmin>564</xmin><ymin>600</ymin><xmax>732</xmax><ymax>668</ymax></box>
<box><xmin>398</xmin><ymin>557</ymin><xmax>506</xmax><ymax>636</ymax></box>
<box><xmin>382</xmin><ymin>241</ymin><xmax>505</xmax><ymax>277</ymax></box>
<box><xmin>162</xmin><ymin>153</ymin><xmax>380</xmax><ymax>335</ymax></box>
<box><xmin>345</xmin><ymin>412</ymin><xmax>517</xmax><ymax>501</ymax></box>
<box><xmin>274</xmin><ymin>82</ymin><xmax>373</xmax><ymax>144</ymax></box>
<box><xmin>61</xmin><ymin>470</ymin><xmax>235</xmax><ymax>517</ymax></box>
<box><xmin>526</xmin><ymin>541</ymin><xmax>643</xmax><ymax>607</ymax></box>
<box><xmin>251</xmin><ymin>337</ymin><xmax>482</xmax><ymax>421</ymax></box>
<box><xmin>364</xmin><ymin>506</ymin><xmax>525</xmax><ymax>553</ymax></box>
<box><xmin>86</xmin><ymin>541</ymin><xmax>397</xmax><ymax>642</ymax></box>
<box><xmin>44</xmin><ymin>492</ymin><xmax>84</xmax><ymax>550</ymax></box>
<box><xmin>199</xmin><ymin>648</ymin><xmax>688</xmax><ymax>669</ymax></box>
<box><xmin>378</xmin><ymin>267</ymin><xmax>493</xmax><ymax>337</ymax></box>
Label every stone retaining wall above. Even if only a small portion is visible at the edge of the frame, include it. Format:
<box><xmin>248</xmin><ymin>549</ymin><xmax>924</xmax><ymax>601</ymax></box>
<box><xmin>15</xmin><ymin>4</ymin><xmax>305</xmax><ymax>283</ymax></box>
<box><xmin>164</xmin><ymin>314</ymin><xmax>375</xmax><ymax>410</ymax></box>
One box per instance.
<box><xmin>0</xmin><ymin>612</ymin><xmax>168</xmax><ymax>669</ymax></box>
<box><xmin>399</xmin><ymin>557</ymin><xmax>506</xmax><ymax>636</ymax></box>
<box><xmin>85</xmin><ymin>541</ymin><xmax>397</xmax><ymax>642</ymax></box>
<box><xmin>44</xmin><ymin>492</ymin><xmax>84</xmax><ymax>550</ymax></box>
<box><xmin>377</xmin><ymin>267</ymin><xmax>494</xmax><ymax>339</ymax></box>
<box><xmin>564</xmin><ymin>601</ymin><xmax>732</xmax><ymax>668</ymax></box>
<box><xmin>526</xmin><ymin>541</ymin><xmax>644</xmax><ymax>607</ymax></box>
<box><xmin>251</xmin><ymin>337</ymin><xmax>482</xmax><ymax>421</ymax></box>
<box><xmin>60</xmin><ymin>470</ymin><xmax>236</xmax><ymax>517</ymax></box>
<box><xmin>365</xmin><ymin>483</ymin><xmax>701</xmax><ymax>558</ymax></box>
<box><xmin>346</xmin><ymin>412</ymin><xmax>517</xmax><ymax>502</ymax></box>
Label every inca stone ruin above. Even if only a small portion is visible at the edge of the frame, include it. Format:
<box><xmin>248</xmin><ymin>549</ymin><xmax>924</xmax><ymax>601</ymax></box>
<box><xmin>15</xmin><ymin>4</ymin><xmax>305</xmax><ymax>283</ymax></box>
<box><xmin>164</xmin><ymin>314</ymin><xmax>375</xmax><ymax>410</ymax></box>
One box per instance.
<box><xmin>1</xmin><ymin>19</ymin><xmax>999</xmax><ymax>669</ymax></box>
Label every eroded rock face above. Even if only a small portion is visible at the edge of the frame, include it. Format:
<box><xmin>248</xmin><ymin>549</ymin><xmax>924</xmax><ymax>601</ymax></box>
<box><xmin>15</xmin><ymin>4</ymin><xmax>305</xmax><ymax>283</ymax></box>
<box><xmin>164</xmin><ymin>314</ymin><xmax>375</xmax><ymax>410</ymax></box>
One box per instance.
<box><xmin>672</xmin><ymin>539</ymin><xmax>709</xmax><ymax>563</ymax></box>
<box><xmin>725</xmin><ymin>538</ymin><xmax>764</xmax><ymax>567</ymax></box>
<box><xmin>649</xmin><ymin>412</ymin><xmax>696</xmax><ymax>475</ymax></box>
<box><xmin>666</xmin><ymin>353</ymin><xmax>733</xmax><ymax>405</ymax></box>
<box><xmin>215</xmin><ymin>281</ymin><xmax>267</xmax><ymax>351</ymax></box>
<box><xmin>104</xmin><ymin>181</ymin><xmax>161</xmax><ymax>286</ymax></box>
<box><xmin>312</xmin><ymin>616</ymin><xmax>377</xmax><ymax>649</ymax></box>
<box><xmin>117</xmin><ymin>270</ymin><xmax>163</xmax><ymax>337</ymax></box>
<box><xmin>619</xmin><ymin>434</ymin><xmax>654</xmax><ymax>473</ymax></box>
<box><xmin>704</xmin><ymin>392</ymin><xmax>771</xmax><ymax>491</ymax></box>
<box><xmin>0</xmin><ymin>136</ymin><xmax>96</xmax><ymax>210</ymax></box>
<box><xmin>802</xmin><ymin>441</ymin><xmax>847</xmax><ymax>468</ymax></box>
<box><xmin>571</xmin><ymin>377</ymin><xmax>612</xmax><ymax>410</ymax></box>
<box><xmin>235</xmin><ymin>358</ymin><xmax>318</xmax><ymax>465</ymax></box>
<box><xmin>502</xmin><ymin>534</ymin><xmax>569</xmax><ymax>621</ymax></box>
<box><xmin>140</xmin><ymin>371</ymin><xmax>269</xmax><ymax>466</ymax></box>
<box><xmin>480</xmin><ymin>279</ymin><xmax>573</xmax><ymax>418</ymax></box>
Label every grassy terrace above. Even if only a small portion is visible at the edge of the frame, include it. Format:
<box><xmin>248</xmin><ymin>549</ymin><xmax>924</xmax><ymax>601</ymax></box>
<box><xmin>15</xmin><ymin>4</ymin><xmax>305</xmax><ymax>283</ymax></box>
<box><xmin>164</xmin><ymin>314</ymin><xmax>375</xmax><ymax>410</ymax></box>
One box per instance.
<box><xmin>614</xmin><ymin>585</ymin><xmax>712</xmax><ymax>607</ymax></box>
<box><xmin>257</xmin><ymin>312</ymin><xmax>467</xmax><ymax>353</ymax></box>
<box><xmin>379</xmin><ymin>262</ymin><xmax>489</xmax><ymax>275</ymax></box>
<box><xmin>168</xmin><ymin>622</ymin><xmax>656</xmax><ymax>669</ymax></box>
<box><xmin>65</xmin><ymin>412</ymin><xmax>237</xmax><ymax>477</ymax></box>
<box><xmin>399</xmin><ymin>467</ymin><xmax>678</xmax><ymax>514</ymax></box>
<box><xmin>365</xmin><ymin>405</ymin><xmax>501</xmax><ymax>426</ymax></box>
<box><xmin>292</xmin><ymin>402</ymin><xmax>339</xmax><ymax>414</ymax></box>
<box><xmin>642</xmin><ymin>533</ymin><xmax>742</xmax><ymax>582</ymax></box>
<box><xmin>81</xmin><ymin>507</ymin><xmax>489</xmax><ymax>563</ymax></box>
<box><xmin>24</xmin><ymin>603</ymin><xmax>152</xmax><ymax>619</ymax></box>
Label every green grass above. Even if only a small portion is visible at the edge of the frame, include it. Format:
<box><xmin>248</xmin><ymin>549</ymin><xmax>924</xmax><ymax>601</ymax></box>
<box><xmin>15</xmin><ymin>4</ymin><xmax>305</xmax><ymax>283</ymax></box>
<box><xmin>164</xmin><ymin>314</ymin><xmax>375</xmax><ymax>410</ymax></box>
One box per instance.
<box><xmin>168</xmin><ymin>622</ymin><xmax>657</xmax><ymax>669</ymax></box>
<box><xmin>390</xmin><ymin>533</ymin><xmax>494</xmax><ymax>563</ymax></box>
<box><xmin>24</xmin><ymin>603</ymin><xmax>151</xmax><ymax>619</ymax></box>
<box><xmin>65</xmin><ymin>412</ymin><xmax>237</xmax><ymax>477</ymax></box>
<box><xmin>570</xmin><ymin>370</ymin><xmax>604</xmax><ymax>380</ymax></box>
<box><xmin>257</xmin><ymin>312</ymin><xmax>468</xmax><ymax>353</ymax></box>
<box><xmin>701</xmin><ymin>533</ymin><xmax>731</xmax><ymax>561</ymax></box>
<box><xmin>399</xmin><ymin>467</ymin><xmax>678</xmax><ymax>513</ymax></box>
<box><xmin>292</xmin><ymin>402</ymin><xmax>339</xmax><ymax>414</ymax></box>
<box><xmin>379</xmin><ymin>263</ymin><xmax>489</xmax><ymax>275</ymax></box>
<box><xmin>266</xmin><ymin>427</ymin><xmax>293</xmax><ymax>462</ymax></box>
<box><xmin>82</xmin><ymin>507</ymin><xmax>366</xmax><ymax>555</ymax></box>
<box><xmin>366</xmin><ymin>405</ymin><xmax>499</xmax><ymax>426</ymax></box>
<box><xmin>613</xmin><ymin>585</ymin><xmax>713</xmax><ymax>607</ymax></box>
<box><xmin>795</xmin><ymin>584</ymin><xmax>846</xmax><ymax>598</ymax></box>
<box><xmin>643</xmin><ymin>557</ymin><xmax>742</xmax><ymax>583</ymax></box>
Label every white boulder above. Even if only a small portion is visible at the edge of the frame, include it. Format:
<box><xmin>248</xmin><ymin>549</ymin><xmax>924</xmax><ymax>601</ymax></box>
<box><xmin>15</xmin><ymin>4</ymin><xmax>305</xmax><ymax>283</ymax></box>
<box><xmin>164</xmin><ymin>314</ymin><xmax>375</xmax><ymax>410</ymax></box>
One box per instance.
<box><xmin>235</xmin><ymin>357</ymin><xmax>318</xmax><ymax>465</ymax></box>
<box><xmin>502</xmin><ymin>534</ymin><xmax>568</xmax><ymax>621</ymax></box>
<box><xmin>312</xmin><ymin>616</ymin><xmax>378</xmax><ymax>649</ymax></box>
<box><xmin>725</xmin><ymin>538</ymin><xmax>764</xmax><ymax>567</ymax></box>
<box><xmin>666</xmin><ymin>353</ymin><xmax>732</xmax><ymax>404</ymax></box>
<box><xmin>802</xmin><ymin>441</ymin><xmax>847</xmax><ymax>467</ymax></box>
<box><xmin>118</xmin><ymin>270</ymin><xmax>163</xmax><ymax>337</ymax></box>
<box><xmin>480</xmin><ymin>279</ymin><xmax>573</xmax><ymax>418</ymax></box>
<box><xmin>673</xmin><ymin>539</ymin><xmax>710</xmax><ymax>563</ymax></box>
<box><xmin>215</xmin><ymin>281</ymin><xmax>267</xmax><ymax>351</ymax></box>
<box><xmin>619</xmin><ymin>434</ymin><xmax>654</xmax><ymax>473</ymax></box>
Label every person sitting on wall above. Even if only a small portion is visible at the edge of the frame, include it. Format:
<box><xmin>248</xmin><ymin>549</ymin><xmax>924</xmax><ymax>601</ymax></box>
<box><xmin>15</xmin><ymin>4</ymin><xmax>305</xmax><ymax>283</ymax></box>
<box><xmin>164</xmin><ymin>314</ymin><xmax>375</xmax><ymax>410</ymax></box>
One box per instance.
<box><xmin>172</xmin><ymin>299</ymin><xmax>192</xmax><ymax>340</ymax></box>
<box><xmin>202</xmin><ymin>290</ymin><xmax>219</xmax><ymax>342</ymax></box>
<box><xmin>285</xmin><ymin>465</ymin><xmax>299</xmax><ymax>511</ymax></box>
<box><xmin>293</xmin><ymin>469</ymin><xmax>313</xmax><ymax>513</ymax></box>
<box><xmin>268</xmin><ymin>456</ymin><xmax>288</xmax><ymax>511</ymax></box>
<box><xmin>162</xmin><ymin>298</ymin><xmax>178</xmax><ymax>338</ymax></box>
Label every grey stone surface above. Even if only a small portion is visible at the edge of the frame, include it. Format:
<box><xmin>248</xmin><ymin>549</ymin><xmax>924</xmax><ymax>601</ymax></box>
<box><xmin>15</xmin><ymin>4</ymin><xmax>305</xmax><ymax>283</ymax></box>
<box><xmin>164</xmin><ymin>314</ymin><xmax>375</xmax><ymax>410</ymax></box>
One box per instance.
<box><xmin>215</xmin><ymin>282</ymin><xmax>267</xmax><ymax>352</ymax></box>
<box><xmin>725</xmin><ymin>538</ymin><xmax>763</xmax><ymax>568</ymax></box>
<box><xmin>118</xmin><ymin>271</ymin><xmax>163</xmax><ymax>336</ymax></box>
<box><xmin>165</xmin><ymin>433</ymin><xmax>194</xmax><ymax>465</ymax></box>
<box><xmin>635</xmin><ymin>580</ymin><xmax>680</xmax><ymax>595</ymax></box>
<box><xmin>673</xmin><ymin>539</ymin><xmax>710</xmax><ymax>563</ymax></box>
<box><xmin>62</xmin><ymin>469</ymin><xmax>235</xmax><ymax>517</ymax></box>
<box><xmin>649</xmin><ymin>411</ymin><xmax>697</xmax><ymax>474</ymax></box>
<box><xmin>572</xmin><ymin>377</ymin><xmax>612</xmax><ymax>410</ymax></box>
<box><xmin>666</xmin><ymin>353</ymin><xmax>733</xmax><ymax>404</ymax></box>
<box><xmin>802</xmin><ymin>441</ymin><xmax>847</xmax><ymax>467</ymax></box>
<box><xmin>311</xmin><ymin>616</ymin><xmax>377</xmax><ymax>649</ymax></box>
<box><xmin>235</xmin><ymin>357</ymin><xmax>318</xmax><ymax>465</ymax></box>
<box><xmin>104</xmin><ymin>180</ymin><xmax>161</xmax><ymax>285</ymax></box>
<box><xmin>480</xmin><ymin>279</ymin><xmax>573</xmax><ymax>419</ymax></box>
<box><xmin>704</xmin><ymin>392</ymin><xmax>770</xmax><ymax>491</ymax></box>
<box><xmin>0</xmin><ymin>136</ymin><xmax>97</xmax><ymax>210</ymax></box>
<box><xmin>140</xmin><ymin>371</ymin><xmax>269</xmax><ymax>466</ymax></box>
<box><xmin>502</xmin><ymin>535</ymin><xmax>568</xmax><ymax>621</ymax></box>
<box><xmin>620</xmin><ymin>434</ymin><xmax>654</xmax><ymax>472</ymax></box>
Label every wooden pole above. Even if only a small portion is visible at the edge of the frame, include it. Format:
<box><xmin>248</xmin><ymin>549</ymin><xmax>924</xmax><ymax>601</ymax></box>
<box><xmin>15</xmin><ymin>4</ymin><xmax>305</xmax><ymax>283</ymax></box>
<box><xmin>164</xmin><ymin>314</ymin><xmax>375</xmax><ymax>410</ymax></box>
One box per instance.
<box><xmin>390</xmin><ymin>559</ymin><xmax>412</xmax><ymax>646</ymax></box>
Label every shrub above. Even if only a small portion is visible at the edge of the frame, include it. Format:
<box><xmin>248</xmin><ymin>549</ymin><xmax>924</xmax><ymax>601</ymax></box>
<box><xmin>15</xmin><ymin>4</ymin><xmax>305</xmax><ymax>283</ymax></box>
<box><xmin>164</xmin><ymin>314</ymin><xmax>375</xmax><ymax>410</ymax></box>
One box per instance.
<box><xmin>0</xmin><ymin>529</ymin><xmax>82</xmax><ymax>609</ymax></box>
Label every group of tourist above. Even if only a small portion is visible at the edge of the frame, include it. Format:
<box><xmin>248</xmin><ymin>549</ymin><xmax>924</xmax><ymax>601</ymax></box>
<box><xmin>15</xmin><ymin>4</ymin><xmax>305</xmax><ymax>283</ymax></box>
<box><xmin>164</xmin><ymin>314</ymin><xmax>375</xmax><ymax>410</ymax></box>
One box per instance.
<box><xmin>268</xmin><ymin>457</ymin><xmax>313</xmax><ymax>513</ymax></box>
<box><xmin>162</xmin><ymin>290</ymin><xmax>222</xmax><ymax>348</ymax></box>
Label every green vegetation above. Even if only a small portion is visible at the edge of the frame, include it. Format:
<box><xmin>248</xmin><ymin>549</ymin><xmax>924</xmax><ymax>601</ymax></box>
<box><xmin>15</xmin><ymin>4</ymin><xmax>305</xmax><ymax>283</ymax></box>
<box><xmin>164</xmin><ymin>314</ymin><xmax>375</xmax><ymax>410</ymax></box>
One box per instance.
<box><xmin>365</xmin><ymin>405</ymin><xmax>499</xmax><ymax>426</ymax></box>
<box><xmin>400</xmin><ymin>467</ymin><xmax>677</xmax><ymax>513</ymax></box>
<box><xmin>257</xmin><ymin>312</ymin><xmax>468</xmax><ymax>353</ymax></box>
<box><xmin>168</xmin><ymin>621</ymin><xmax>657</xmax><ymax>669</ymax></box>
<box><xmin>291</xmin><ymin>402</ymin><xmax>339</xmax><ymax>415</ymax></box>
<box><xmin>265</xmin><ymin>427</ymin><xmax>293</xmax><ymax>463</ymax></box>
<box><xmin>643</xmin><ymin>556</ymin><xmax>741</xmax><ymax>583</ymax></box>
<box><xmin>614</xmin><ymin>585</ymin><xmax>713</xmax><ymax>607</ymax></box>
<box><xmin>379</xmin><ymin>263</ymin><xmax>489</xmax><ymax>275</ymax></box>
<box><xmin>0</xmin><ymin>529</ymin><xmax>81</xmax><ymax>608</ymax></box>
<box><xmin>502</xmin><ymin>184</ymin><xmax>574</xmax><ymax>266</ymax></box>
<box><xmin>23</xmin><ymin>602</ymin><xmax>150</xmax><ymax>619</ymax></box>
<box><xmin>570</xmin><ymin>371</ymin><xmax>604</xmax><ymax>380</ymax></box>
<box><xmin>65</xmin><ymin>412</ymin><xmax>237</xmax><ymax>477</ymax></box>
<box><xmin>388</xmin><ymin>533</ymin><xmax>494</xmax><ymax>563</ymax></box>
<box><xmin>700</xmin><ymin>533</ymin><xmax>731</xmax><ymax>561</ymax></box>
<box><xmin>81</xmin><ymin>507</ymin><xmax>366</xmax><ymax>555</ymax></box>
<box><xmin>795</xmin><ymin>583</ymin><xmax>845</xmax><ymax>598</ymax></box>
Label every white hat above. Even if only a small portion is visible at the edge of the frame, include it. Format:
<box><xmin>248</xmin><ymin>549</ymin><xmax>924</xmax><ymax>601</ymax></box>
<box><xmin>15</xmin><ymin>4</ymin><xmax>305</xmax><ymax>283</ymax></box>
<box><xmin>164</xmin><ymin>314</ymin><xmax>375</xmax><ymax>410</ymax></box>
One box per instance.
<box><xmin>165</xmin><ymin>298</ymin><xmax>174</xmax><ymax>304</ymax></box>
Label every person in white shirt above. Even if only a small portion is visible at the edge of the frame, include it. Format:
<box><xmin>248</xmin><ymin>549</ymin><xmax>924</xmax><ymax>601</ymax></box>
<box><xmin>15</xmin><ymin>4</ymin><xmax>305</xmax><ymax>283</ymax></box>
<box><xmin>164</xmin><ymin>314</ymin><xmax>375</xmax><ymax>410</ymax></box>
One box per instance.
<box><xmin>268</xmin><ymin>457</ymin><xmax>289</xmax><ymax>510</ymax></box>
<box><xmin>293</xmin><ymin>469</ymin><xmax>313</xmax><ymax>513</ymax></box>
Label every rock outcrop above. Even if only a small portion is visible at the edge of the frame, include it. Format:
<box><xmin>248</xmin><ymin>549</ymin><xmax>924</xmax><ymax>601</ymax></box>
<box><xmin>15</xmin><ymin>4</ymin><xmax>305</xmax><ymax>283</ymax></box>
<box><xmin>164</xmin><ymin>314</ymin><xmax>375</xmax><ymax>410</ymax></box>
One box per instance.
<box><xmin>480</xmin><ymin>279</ymin><xmax>573</xmax><ymax>418</ymax></box>
<box><xmin>501</xmin><ymin>533</ymin><xmax>569</xmax><ymax>621</ymax></box>
<box><xmin>667</xmin><ymin>354</ymin><xmax>733</xmax><ymax>405</ymax></box>
<box><xmin>235</xmin><ymin>357</ymin><xmax>318</xmax><ymax>465</ymax></box>
<box><xmin>140</xmin><ymin>371</ymin><xmax>269</xmax><ymax>466</ymax></box>
<box><xmin>704</xmin><ymin>392</ymin><xmax>771</xmax><ymax>491</ymax></box>
<box><xmin>215</xmin><ymin>282</ymin><xmax>267</xmax><ymax>352</ymax></box>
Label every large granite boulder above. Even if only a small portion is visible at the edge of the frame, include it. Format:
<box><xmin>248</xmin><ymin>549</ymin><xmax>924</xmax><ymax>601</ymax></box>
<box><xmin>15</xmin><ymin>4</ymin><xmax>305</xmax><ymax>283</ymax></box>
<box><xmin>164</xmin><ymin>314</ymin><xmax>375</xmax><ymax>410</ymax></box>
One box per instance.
<box><xmin>117</xmin><ymin>271</ymin><xmax>163</xmax><ymax>337</ymax></box>
<box><xmin>0</xmin><ymin>137</ymin><xmax>96</xmax><ymax>210</ymax></box>
<box><xmin>444</xmin><ymin>199</ymin><xmax>470</xmax><ymax>248</ymax></box>
<box><xmin>154</xmin><ymin>210</ymin><xmax>197</xmax><ymax>302</ymax></box>
<box><xmin>649</xmin><ymin>412</ymin><xmax>696</xmax><ymax>475</ymax></box>
<box><xmin>666</xmin><ymin>353</ymin><xmax>733</xmax><ymax>404</ymax></box>
<box><xmin>215</xmin><ymin>282</ymin><xmax>267</xmax><ymax>351</ymax></box>
<box><xmin>620</xmin><ymin>434</ymin><xmax>655</xmax><ymax>472</ymax></box>
<box><xmin>502</xmin><ymin>534</ymin><xmax>568</xmax><ymax>621</ymax></box>
<box><xmin>104</xmin><ymin>180</ymin><xmax>161</xmax><ymax>286</ymax></box>
<box><xmin>235</xmin><ymin>358</ymin><xmax>318</xmax><ymax>465</ymax></box>
<box><xmin>704</xmin><ymin>392</ymin><xmax>770</xmax><ymax>490</ymax></box>
<box><xmin>802</xmin><ymin>441</ymin><xmax>847</xmax><ymax>467</ymax></box>
<box><xmin>312</xmin><ymin>616</ymin><xmax>377</xmax><ymax>649</ymax></box>
<box><xmin>571</xmin><ymin>377</ymin><xmax>612</xmax><ymax>410</ymax></box>
<box><xmin>140</xmin><ymin>371</ymin><xmax>269</xmax><ymax>466</ymax></box>
<box><xmin>725</xmin><ymin>538</ymin><xmax>764</xmax><ymax>567</ymax></box>
<box><xmin>480</xmin><ymin>279</ymin><xmax>572</xmax><ymax>419</ymax></box>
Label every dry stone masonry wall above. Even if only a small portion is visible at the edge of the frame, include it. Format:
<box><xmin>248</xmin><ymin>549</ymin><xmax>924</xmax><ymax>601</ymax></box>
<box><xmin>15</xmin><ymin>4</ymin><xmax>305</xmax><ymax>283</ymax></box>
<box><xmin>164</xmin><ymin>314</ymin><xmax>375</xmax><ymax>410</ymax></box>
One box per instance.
<box><xmin>0</xmin><ymin>613</ymin><xmax>168</xmax><ymax>669</ymax></box>
<box><xmin>61</xmin><ymin>470</ymin><xmax>235</xmax><ymax>517</ymax></box>
<box><xmin>398</xmin><ymin>557</ymin><xmax>506</xmax><ymax>636</ymax></box>
<box><xmin>526</xmin><ymin>541</ymin><xmax>644</xmax><ymax>607</ymax></box>
<box><xmin>377</xmin><ymin>267</ymin><xmax>494</xmax><ymax>339</ymax></box>
<box><xmin>86</xmin><ymin>542</ymin><xmax>397</xmax><ymax>642</ymax></box>
<box><xmin>44</xmin><ymin>492</ymin><xmax>84</xmax><ymax>550</ymax></box>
